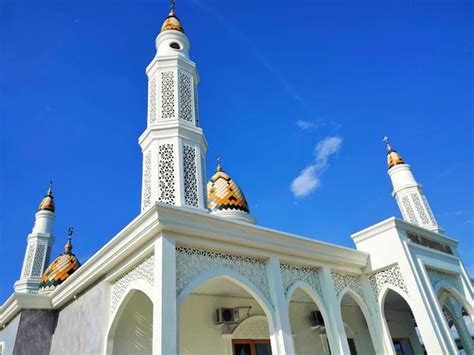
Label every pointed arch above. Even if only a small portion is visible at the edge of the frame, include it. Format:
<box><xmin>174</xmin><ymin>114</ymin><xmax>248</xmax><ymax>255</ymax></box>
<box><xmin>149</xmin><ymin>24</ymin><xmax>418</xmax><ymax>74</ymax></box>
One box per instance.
<box><xmin>105</xmin><ymin>280</ymin><xmax>155</xmax><ymax>355</ymax></box>
<box><xmin>437</xmin><ymin>282</ymin><xmax>473</xmax><ymax>317</ymax></box>
<box><xmin>339</xmin><ymin>288</ymin><xmax>379</xmax><ymax>352</ymax></box>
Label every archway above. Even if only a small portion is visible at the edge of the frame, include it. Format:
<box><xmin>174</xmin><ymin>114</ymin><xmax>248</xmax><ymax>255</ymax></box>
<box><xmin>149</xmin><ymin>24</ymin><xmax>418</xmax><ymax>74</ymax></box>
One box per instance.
<box><xmin>178</xmin><ymin>273</ymin><xmax>274</xmax><ymax>355</ymax></box>
<box><xmin>440</xmin><ymin>293</ymin><xmax>474</xmax><ymax>354</ymax></box>
<box><xmin>340</xmin><ymin>291</ymin><xmax>376</xmax><ymax>354</ymax></box>
<box><xmin>382</xmin><ymin>289</ymin><xmax>423</xmax><ymax>354</ymax></box>
<box><xmin>287</xmin><ymin>285</ymin><xmax>332</xmax><ymax>355</ymax></box>
<box><xmin>108</xmin><ymin>290</ymin><xmax>153</xmax><ymax>355</ymax></box>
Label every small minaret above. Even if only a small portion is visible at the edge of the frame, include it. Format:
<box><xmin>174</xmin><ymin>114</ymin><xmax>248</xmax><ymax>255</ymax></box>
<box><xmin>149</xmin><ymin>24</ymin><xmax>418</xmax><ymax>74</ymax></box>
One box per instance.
<box><xmin>384</xmin><ymin>137</ymin><xmax>442</xmax><ymax>234</ymax></box>
<box><xmin>139</xmin><ymin>1</ymin><xmax>207</xmax><ymax>212</ymax></box>
<box><xmin>15</xmin><ymin>181</ymin><xmax>56</xmax><ymax>293</ymax></box>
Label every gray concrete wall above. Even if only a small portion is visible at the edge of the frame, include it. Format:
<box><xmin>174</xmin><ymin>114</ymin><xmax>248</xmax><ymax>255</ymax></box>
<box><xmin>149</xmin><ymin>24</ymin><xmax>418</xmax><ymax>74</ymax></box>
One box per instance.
<box><xmin>50</xmin><ymin>280</ymin><xmax>108</xmax><ymax>355</ymax></box>
<box><xmin>13</xmin><ymin>309</ymin><xmax>57</xmax><ymax>355</ymax></box>
<box><xmin>0</xmin><ymin>312</ymin><xmax>21</xmax><ymax>355</ymax></box>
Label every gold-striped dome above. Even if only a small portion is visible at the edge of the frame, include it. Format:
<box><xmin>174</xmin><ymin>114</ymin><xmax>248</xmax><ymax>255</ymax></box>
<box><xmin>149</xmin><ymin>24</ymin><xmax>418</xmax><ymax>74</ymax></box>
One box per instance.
<box><xmin>207</xmin><ymin>162</ymin><xmax>250</xmax><ymax>214</ymax></box>
<box><xmin>38</xmin><ymin>184</ymin><xmax>55</xmax><ymax>212</ymax></box>
<box><xmin>161</xmin><ymin>10</ymin><xmax>184</xmax><ymax>33</ymax></box>
<box><xmin>387</xmin><ymin>143</ymin><xmax>405</xmax><ymax>169</ymax></box>
<box><xmin>39</xmin><ymin>228</ymin><xmax>80</xmax><ymax>294</ymax></box>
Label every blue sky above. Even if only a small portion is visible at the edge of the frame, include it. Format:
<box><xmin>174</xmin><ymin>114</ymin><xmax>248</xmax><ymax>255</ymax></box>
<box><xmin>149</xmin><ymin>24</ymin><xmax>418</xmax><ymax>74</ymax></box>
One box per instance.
<box><xmin>1</xmin><ymin>0</ymin><xmax>472</xmax><ymax>303</ymax></box>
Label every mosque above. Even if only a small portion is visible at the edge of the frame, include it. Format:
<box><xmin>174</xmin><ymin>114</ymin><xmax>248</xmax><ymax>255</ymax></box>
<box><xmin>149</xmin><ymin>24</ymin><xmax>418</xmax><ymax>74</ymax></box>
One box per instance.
<box><xmin>0</xmin><ymin>4</ymin><xmax>473</xmax><ymax>355</ymax></box>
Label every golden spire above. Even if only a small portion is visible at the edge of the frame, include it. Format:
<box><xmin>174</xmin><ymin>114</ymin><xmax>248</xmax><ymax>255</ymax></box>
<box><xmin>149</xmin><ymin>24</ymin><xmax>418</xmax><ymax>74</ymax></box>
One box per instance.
<box><xmin>64</xmin><ymin>227</ymin><xmax>74</xmax><ymax>254</ymax></box>
<box><xmin>216</xmin><ymin>156</ymin><xmax>222</xmax><ymax>172</ymax></box>
<box><xmin>384</xmin><ymin>137</ymin><xmax>405</xmax><ymax>169</ymax></box>
<box><xmin>38</xmin><ymin>180</ymin><xmax>55</xmax><ymax>212</ymax></box>
<box><xmin>161</xmin><ymin>0</ymin><xmax>184</xmax><ymax>33</ymax></box>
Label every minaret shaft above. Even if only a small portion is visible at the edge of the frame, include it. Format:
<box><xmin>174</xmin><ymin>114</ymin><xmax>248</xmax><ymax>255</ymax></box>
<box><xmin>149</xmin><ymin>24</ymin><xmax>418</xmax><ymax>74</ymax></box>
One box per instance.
<box><xmin>139</xmin><ymin>19</ymin><xmax>207</xmax><ymax>212</ymax></box>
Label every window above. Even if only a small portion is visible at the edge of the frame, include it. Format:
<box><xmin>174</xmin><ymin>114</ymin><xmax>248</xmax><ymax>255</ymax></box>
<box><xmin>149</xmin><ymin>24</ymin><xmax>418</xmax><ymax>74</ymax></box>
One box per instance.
<box><xmin>348</xmin><ymin>338</ymin><xmax>357</xmax><ymax>355</ymax></box>
<box><xmin>393</xmin><ymin>339</ymin><xmax>414</xmax><ymax>355</ymax></box>
<box><xmin>232</xmin><ymin>339</ymin><xmax>272</xmax><ymax>355</ymax></box>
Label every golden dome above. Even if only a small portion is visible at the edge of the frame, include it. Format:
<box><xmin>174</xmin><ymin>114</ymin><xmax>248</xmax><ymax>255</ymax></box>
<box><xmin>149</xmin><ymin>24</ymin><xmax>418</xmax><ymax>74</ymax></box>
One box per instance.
<box><xmin>387</xmin><ymin>143</ymin><xmax>405</xmax><ymax>169</ymax></box>
<box><xmin>38</xmin><ymin>183</ymin><xmax>55</xmax><ymax>212</ymax></box>
<box><xmin>207</xmin><ymin>161</ymin><xmax>250</xmax><ymax>214</ymax></box>
<box><xmin>161</xmin><ymin>10</ymin><xmax>184</xmax><ymax>33</ymax></box>
<box><xmin>39</xmin><ymin>228</ymin><xmax>80</xmax><ymax>294</ymax></box>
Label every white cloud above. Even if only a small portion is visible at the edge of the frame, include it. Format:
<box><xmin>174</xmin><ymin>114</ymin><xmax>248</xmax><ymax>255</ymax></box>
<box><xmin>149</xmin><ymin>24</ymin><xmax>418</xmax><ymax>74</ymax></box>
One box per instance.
<box><xmin>296</xmin><ymin>120</ymin><xmax>318</xmax><ymax>130</ymax></box>
<box><xmin>291</xmin><ymin>136</ymin><xmax>343</xmax><ymax>198</ymax></box>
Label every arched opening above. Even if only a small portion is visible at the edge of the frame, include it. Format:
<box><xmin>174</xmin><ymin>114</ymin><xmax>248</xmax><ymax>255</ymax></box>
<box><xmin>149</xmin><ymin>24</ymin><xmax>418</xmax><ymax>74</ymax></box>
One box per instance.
<box><xmin>382</xmin><ymin>289</ymin><xmax>423</xmax><ymax>354</ymax></box>
<box><xmin>340</xmin><ymin>291</ymin><xmax>376</xmax><ymax>354</ymax></box>
<box><xmin>288</xmin><ymin>286</ymin><xmax>331</xmax><ymax>355</ymax></box>
<box><xmin>441</xmin><ymin>293</ymin><xmax>474</xmax><ymax>354</ymax></box>
<box><xmin>108</xmin><ymin>290</ymin><xmax>153</xmax><ymax>355</ymax></box>
<box><xmin>178</xmin><ymin>274</ymin><xmax>274</xmax><ymax>355</ymax></box>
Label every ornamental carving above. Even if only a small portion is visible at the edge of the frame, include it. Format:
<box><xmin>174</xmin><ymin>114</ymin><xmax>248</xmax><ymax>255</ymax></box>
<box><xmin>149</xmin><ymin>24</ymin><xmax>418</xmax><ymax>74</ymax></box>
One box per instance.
<box><xmin>401</xmin><ymin>195</ymin><xmax>417</xmax><ymax>224</ymax></box>
<box><xmin>22</xmin><ymin>244</ymin><xmax>35</xmax><ymax>277</ymax></box>
<box><xmin>280</xmin><ymin>263</ymin><xmax>324</xmax><ymax>304</ymax></box>
<box><xmin>175</xmin><ymin>247</ymin><xmax>271</xmax><ymax>305</ymax></box>
<box><xmin>158</xmin><ymin>144</ymin><xmax>175</xmax><ymax>205</ymax></box>
<box><xmin>183</xmin><ymin>145</ymin><xmax>198</xmax><ymax>207</ymax></box>
<box><xmin>422</xmin><ymin>195</ymin><xmax>436</xmax><ymax>225</ymax></box>
<box><xmin>142</xmin><ymin>150</ymin><xmax>152</xmax><ymax>210</ymax></box>
<box><xmin>426</xmin><ymin>268</ymin><xmax>462</xmax><ymax>296</ymax></box>
<box><xmin>232</xmin><ymin>316</ymin><xmax>270</xmax><ymax>339</ymax></box>
<box><xmin>160</xmin><ymin>71</ymin><xmax>175</xmax><ymax>119</ymax></box>
<box><xmin>178</xmin><ymin>71</ymin><xmax>193</xmax><ymax>123</ymax></box>
<box><xmin>148</xmin><ymin>77</ymin><xmax>157</xmax><ymax>124</ymax></box>
<box><xmin>406</xmin><ymin>232</ymin><xmax>453</xmax><ymax>255</ymax></box>
<box><xmin>111</xmin><ymin>254</ymin><xmax>155</xmax><ymax>314</ymax></box>
<box><xmin>369</xmin><ymin>265</ymin><xmax>408</xmax><ymax>300</ymax></box>
<box><xmin>31</xmin><ymin>243</ymin><xmax>47</xmax><ymax>277</ymax></box>
<box><xmin>331</xmin><ymin>272</ymin><xmax>364</xmax><ymax>300</ymax></box>
<box><xmin>411</xmin><ymin>193</ymin><xmax>430</xmax><ymax>225</ymax></box>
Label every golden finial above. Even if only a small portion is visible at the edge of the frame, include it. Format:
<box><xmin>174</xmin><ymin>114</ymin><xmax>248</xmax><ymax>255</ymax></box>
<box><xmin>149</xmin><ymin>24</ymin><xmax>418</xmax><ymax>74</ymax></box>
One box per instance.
<box><xmin>217</xmin><ymin>156</ymin><xmax>222</xmax><ymax>172</ymax></box>
<box><xmin>170</xmin><ymin>0</ymin><xmax>176</xmax><ymax>14</ymax></box>
<box><xmin>161</xmin><ymin>0</ymin><xmax>184</xmax><ymax>32</ymax></box>
<box><xmin>384</xmin><ymin>136</ymin><xmax>405</xmax><ymax>169</ymax></box>
<box><xmin>64</xmin><ymin>227</ymin><xmax>74</xmax><ymax>254</ymax></box>
<box><xmin>38</xmin><ymin>180</ymin><xmax>55</xmax><ymax>212</ymax></box>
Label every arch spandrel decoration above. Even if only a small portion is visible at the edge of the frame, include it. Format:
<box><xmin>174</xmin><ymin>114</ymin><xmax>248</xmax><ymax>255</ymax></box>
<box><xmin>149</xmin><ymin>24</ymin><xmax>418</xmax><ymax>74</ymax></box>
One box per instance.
<box><xmin>368</xmin><ymin>264</ymin><xmax>409</xmax><ymax>301</ymax></box>
<box><xmin>280</xmin><ymin>263</ymin><xmax>324</xmax><ymax>304</ymax></box>
<box><xmin>426</xmin><ymin>268</ymin><xmax>462</xmax><ymax>296</ymax></box>
<box><xmin>331</xmin><ymin>272</ymin><xmax>364</xmax><ymax>300</ymax></box>
<box><xmin>232</xmin><ymin>315</ymin><xmax>270</xmax><ymax>339</ymax></box>
<box><xmin>175</xmin><ymin>247</ymin><xmax>272</xmax><ymax>304</ymax></box>
<box><xmin>110</xmin><ymin>254</ymin><xmax>155</xmax><ymax>314</ymax></box>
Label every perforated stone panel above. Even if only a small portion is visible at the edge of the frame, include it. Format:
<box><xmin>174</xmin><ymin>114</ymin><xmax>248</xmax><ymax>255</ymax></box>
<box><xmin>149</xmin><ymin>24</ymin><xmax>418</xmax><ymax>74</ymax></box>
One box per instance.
<box><xmin>426</xmin><ymin>268</ymin><xmax>462</xmax><ymax>296</ymax></box>
<box><xmin>158</xmin><ymin>144</ymin><xmax>175</xmax><ymax>205</ymax></box>
<box><xmin>111</xmin><ymin>255</ymin><xmax>155</xmax><ymax>314</ymax></box>
<box><xmin>411</xmin><ymin>193</ymin><xmax>430</xmax><ymax>225</ymax></box>
<box><xmin>142</xmin><ymin>150</ymin><xmax>152</xmax><ymax>210</ymax></box>
<box><xmin>22</xmin><ymin>244</ymin><xmax>35</xmax><ymax>277</ymax></box>
<box><xmin>31</xmin><ymin>244</ymin><xmax>46</xmax><ymax>277</ymax></box>
<box><xmin>369</xmin><ymin>265</ymin><xmax>408</xmax><ymax>301</ymax></box>
<box><xmin>280</xmin><ymin>263</ymin><xmax>324</xmax><ymax>304</ymax></box>
<box><xmin>331</xmin><ymin>272</ymin><xmax>364</xmax><ymax>300</ymax></box>
<box><xmin>178</xmin><ymin>71</ymin><xmax>193</xmax><ymax>123</ymax></box>
<box><xmin>194</xmin><ymin>86</ymin><xmax>200</xmax><ymax>127</ymax></box>
<box><xmin>148</xmin><ymin>77</ymin><xmax>157</xmax><ymax>124</ymax></box>
<box><xmin>183</xmin><ymin>145</ymin><xmax>198</xmax><ymax>207</ymax></box>
<box><xmin>401</xmin><ymin>195</ymin><xmax>417</xmax><ymax>224</ymax></box>
<box><xmin>160</xmin><ymin>71</ymin><xmax>175</xmax><ymax>119</ymax></box>
<box><xmin>176</xmin><ymin>247</ymin><xmax>272</xmax><ymax>305</ymax></box>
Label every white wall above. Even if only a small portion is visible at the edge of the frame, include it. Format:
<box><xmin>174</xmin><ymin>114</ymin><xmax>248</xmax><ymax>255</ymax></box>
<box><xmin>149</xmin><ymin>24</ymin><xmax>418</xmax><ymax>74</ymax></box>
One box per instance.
<box><xmin>384</xmin><ymin>309</ymin><xmax>423</xmax><ymax>355</ymax></box>
<box><xmin>340</xmin><ymin>304</ymin><xmax>375</xmax><ymax>355</ymax></box>
<box><xmin>0</xmin><ymin>313</ymin><xmax>20</xmax><ymax>355</ymax></box>
<box><xmin>113</xmin><ymin>291</ymin><xmax>153</xmax><ymax>355</ymax></box>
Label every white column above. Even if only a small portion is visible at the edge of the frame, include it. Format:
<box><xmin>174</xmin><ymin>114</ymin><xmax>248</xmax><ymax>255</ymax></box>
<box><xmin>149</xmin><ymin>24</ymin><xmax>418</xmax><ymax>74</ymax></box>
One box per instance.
<box><xmin>266</xmin><ymin>257</ymin><xmax>296</xmax><ymax>355</ymax></box>
<box><xmin>153</xmin><ymin>234</ymin><xmax>178</xmax><ymax>355</ymax></box>
<box><xmin>319</xmin><ymin>266</ymin><xmax>350</xmax><ymax>355</ymax></box>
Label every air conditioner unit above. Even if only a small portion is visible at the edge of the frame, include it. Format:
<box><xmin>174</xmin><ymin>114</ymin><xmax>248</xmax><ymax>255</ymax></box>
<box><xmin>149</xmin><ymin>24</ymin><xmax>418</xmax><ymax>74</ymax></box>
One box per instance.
<box><xmin>216</xmin><ymin>308</ymin><xmax>240</xmax><ymax>324</ymax></box>
<box><xmin>310</xmin><ymin>311</ymin><xmax>325</xmax><ymax>330</ymax></box>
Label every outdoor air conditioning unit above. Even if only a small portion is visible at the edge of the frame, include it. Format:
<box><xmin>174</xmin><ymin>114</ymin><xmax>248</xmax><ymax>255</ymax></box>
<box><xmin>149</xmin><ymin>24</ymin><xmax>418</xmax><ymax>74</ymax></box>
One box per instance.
<box><xmin>310</xmin><ymin>311</ymin><xmax>325</xmax><ymax>330</ymax></box>
<box><xmin>216</xmin><ymin>308</ymin><xmax>240</xmax><ymax>324</ymax></box>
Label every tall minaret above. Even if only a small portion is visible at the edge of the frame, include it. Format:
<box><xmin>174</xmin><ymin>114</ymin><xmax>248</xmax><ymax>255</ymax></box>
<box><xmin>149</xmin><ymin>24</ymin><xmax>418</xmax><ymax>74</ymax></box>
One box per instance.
<box><xmin>384</xmin><ymin>137</ymin><xmax>442</xmax><ymax>234</ymax></box>
<box><xmin>139</xmin><ymin>2</ymin><xmax>207</xmax><ymax>212</ymax></box>
<box><xmin>15</xmin><ymin>182</ymin><xmax>56</xmax><ymax>293</ymax></box>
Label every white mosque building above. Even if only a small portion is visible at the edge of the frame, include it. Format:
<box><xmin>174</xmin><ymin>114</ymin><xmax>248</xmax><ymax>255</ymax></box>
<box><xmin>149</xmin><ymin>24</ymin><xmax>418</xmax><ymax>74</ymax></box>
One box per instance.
<box><xmin>1</xmin><ymin>4</ymin><xmax>473</xmax><ymax>355</ymax></box>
